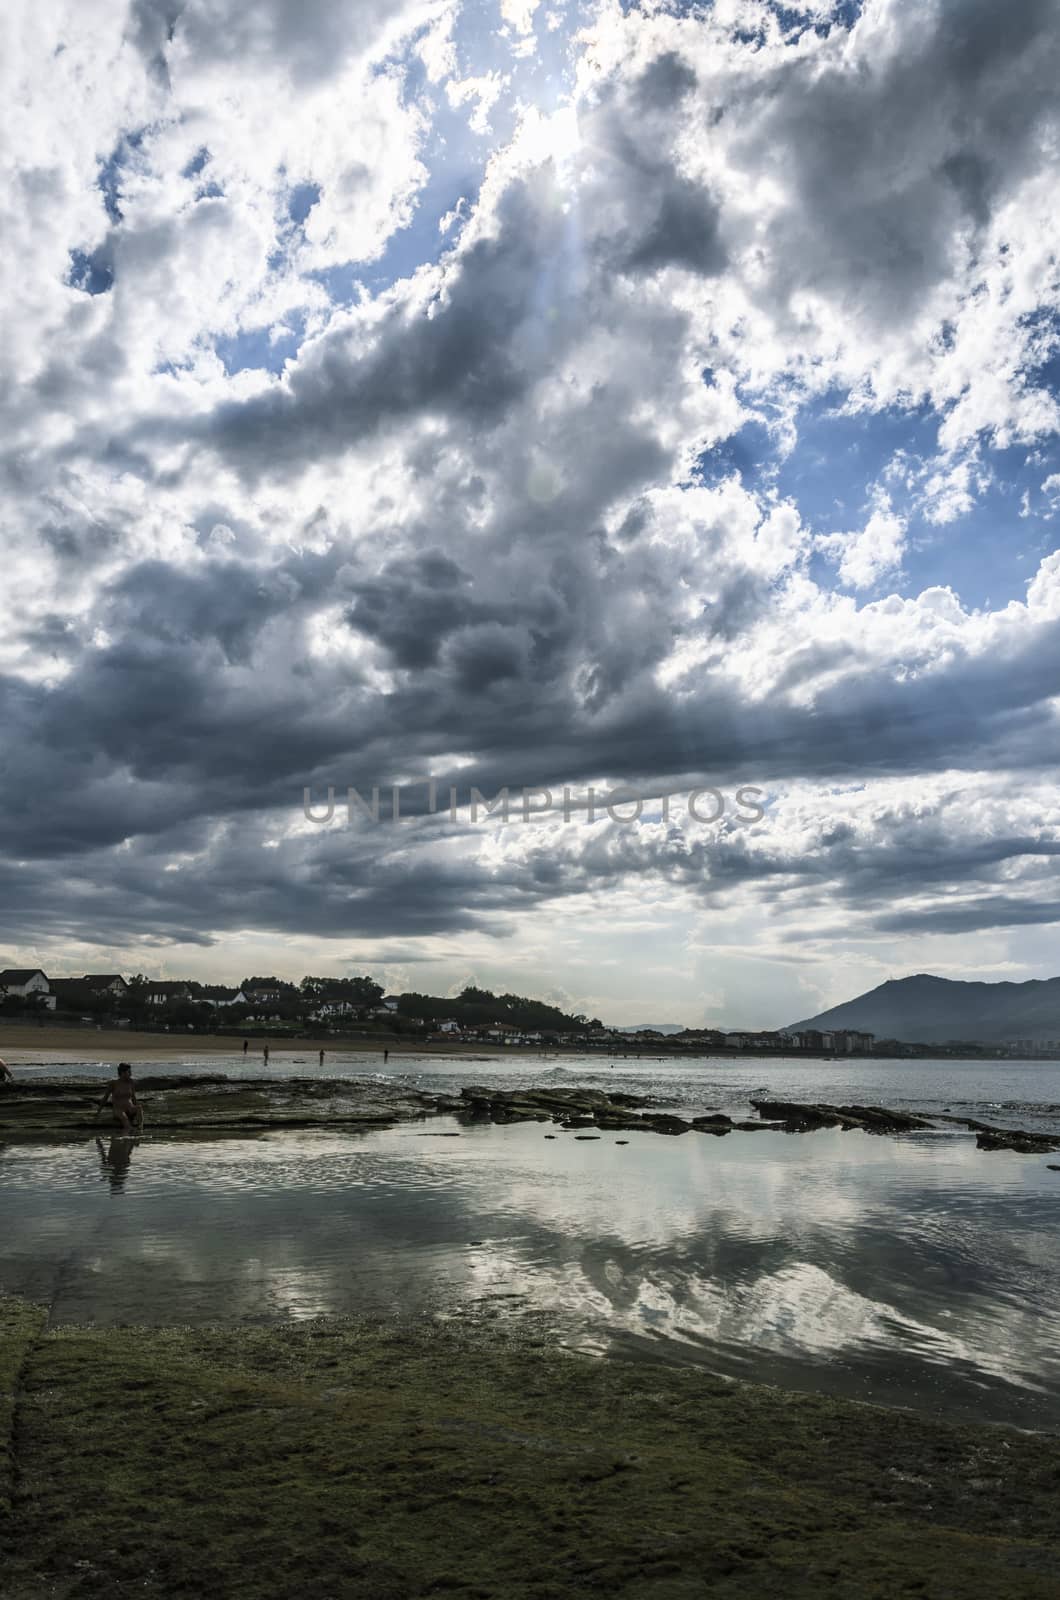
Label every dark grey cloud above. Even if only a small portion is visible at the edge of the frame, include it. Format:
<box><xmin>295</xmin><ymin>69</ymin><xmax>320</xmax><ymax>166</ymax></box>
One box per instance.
<box><xmin>174</xmin><ymin>172</ymin><xmax>587</xmax><ymax>483</ymax></box>
<box><xmin>634</xmin><ymin>52</ymin><xmax>698</xmax><ymax>109</ymax></box>
<box><xmin>578</xmin><ymin>85</ymin><xmax>727</xmax><ymax>280</ymax></box>
<box><xmin>621</xmin><ymin>176</ymin><xmax>726</xmax><ymax>277</ymax></box>
<box><xmin>873</xmin><ymin>895</ymin><xmax>1060</xmax><ymax>935</ymax></box>
<box><xmin>4</xmin><ymin>522</ymin><xmax>1060</xmax><ymax>915</ymax></box>
<box><xmin>728</xmin><ymin>0</ymin><xmax>1060</xmax><ymax>323</ymax></box>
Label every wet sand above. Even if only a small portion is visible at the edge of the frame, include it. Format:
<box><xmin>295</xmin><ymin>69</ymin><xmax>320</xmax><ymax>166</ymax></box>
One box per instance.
<box><xmin>0</xmin><ymin>1023</ymin><xmax>489</xmax><ymax>1061</ymax></box>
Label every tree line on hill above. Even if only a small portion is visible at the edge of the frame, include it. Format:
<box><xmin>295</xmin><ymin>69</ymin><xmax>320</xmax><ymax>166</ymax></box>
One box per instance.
<box><xmin>395</xmin><ymin>986</ymin><xmax>602</xmax><ymax>1033</ymax></box>
<box><xmin>3</xmin><ymin>975</ymin><xmax>599</xmax><ymax>1035</ymax></box>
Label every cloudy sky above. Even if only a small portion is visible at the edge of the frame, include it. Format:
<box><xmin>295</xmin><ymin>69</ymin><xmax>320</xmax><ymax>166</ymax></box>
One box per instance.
<box><xmin>3</xmin><ymin>0</ymin><xmax>1060</xmax><ymax>1027</ymax></box>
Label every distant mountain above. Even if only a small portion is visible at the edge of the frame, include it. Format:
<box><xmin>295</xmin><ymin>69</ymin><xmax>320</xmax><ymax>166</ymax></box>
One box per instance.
<box><xmin>789</xmin><ymin>973</ymin><xmax>1060</xmax><ymax>1045</ymax></box>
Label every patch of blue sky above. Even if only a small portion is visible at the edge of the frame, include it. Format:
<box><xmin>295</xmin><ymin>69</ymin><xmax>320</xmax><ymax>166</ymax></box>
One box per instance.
<box><xmin>827</xmin><ymin>0</ymin><xmax>864</xmax><ymax>28</ymax></box>
<box><xmin>182</xmin><ymin>147</ymin><xmax>210</xmax><ymax>179</ymax></box>
<box><xmin>924</xmin><ymin>438</ymin><xmax>1060</xmax><ymax>609</ymax></box>
<box><xmin>97</xmin><ymin>148</ymin><xmax>126</xmax><ymax>223</ymax></box>
<box><xmin>96</xmin><ymin>129</ymin><xmax>148</xmax><ymax>224</ymax></box>
<box><xmin>67</xmin><ymin>245</ymin><xmax>114</xmax><ymax>296</ymax></box>
<box><xmin>668</xmin><ymin>0</ymin><xmax>862</xmax><ymax>34</ymax></box>
<box><xmin>695</xmin><ymin>389</ymin><xmax>1060</xmax><ymax>608</ymax></box>
<box><xmin>214</xmin><ymin>312</ymin><xmax>309</xmax><ymax>378</ymax></box>
<box><xmin>288</xmin><ymin>182</ymin><xmax>321</xmax><ymax>226</ymax></box>
<box><xmin>1024</xmin><ymin>348</ymin><xmax>1060</xmax><ymax>398</ymax></box>
<box><xmin>1018</xmin><ymin>306</ymin><xmax>1060</xmax><ymax>384</ymax></box>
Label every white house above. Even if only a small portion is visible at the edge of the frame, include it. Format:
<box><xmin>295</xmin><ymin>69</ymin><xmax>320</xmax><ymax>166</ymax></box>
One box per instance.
<box><xmin>0</xmin><ymin>968</ymin><xmax>50</xmax><ymax>996</ymax></box>
<box><xmin>0</xmin><ymin>969</ymin><xmax>56</xmax><ymax>1009</ymax></box>
<box><xmin>312</xmin><ymin>1000</ymin><xmax>361</xmax><ymax>1018</ymax></box>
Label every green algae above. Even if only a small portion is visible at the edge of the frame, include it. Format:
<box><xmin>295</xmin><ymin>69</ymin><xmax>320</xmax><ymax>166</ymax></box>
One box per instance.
<box><xmin>0</xmin><ymin>1296</ymin><xmax>46</xmax><ymax>1515</ymax></box>
<box><xmin>1</xmin><ymin>1295</ymin><xmax>1058</xmax><ymax>1598</ymax></box>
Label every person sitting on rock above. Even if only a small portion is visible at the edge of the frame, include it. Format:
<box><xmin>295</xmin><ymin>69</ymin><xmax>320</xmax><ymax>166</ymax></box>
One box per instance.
<box><xmin>95</xmin><ymin>1062</ymin><xmax>144</xmax><ymax>1134</ymax></box>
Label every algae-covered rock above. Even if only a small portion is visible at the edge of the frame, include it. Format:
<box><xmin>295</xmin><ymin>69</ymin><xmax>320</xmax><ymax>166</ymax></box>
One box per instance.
<box><xmin>3</xmin><ymin>1299</ymin><xmax>1060</xmax><ymax>1600</ymax></box>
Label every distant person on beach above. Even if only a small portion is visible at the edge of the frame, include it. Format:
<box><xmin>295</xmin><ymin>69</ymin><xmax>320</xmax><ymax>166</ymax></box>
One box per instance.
<box><xmin>383</xmin><ymin>1047</ymin><xmax>389</xmax><ymax>1065</ymax></box>
<box><xmin>243</xmin><ymin>1039</ymin><xmax>249</xmax><ymax>1056</ymax></box>
<box><xmin>95</xmin><ymin>1063</ymin><xmax>143</xmax><ymax>1134</ymax></box>
<box><xmin>319</xmin><ymin>1048</ymin><xmax>325</xmax><ymax>1067</ymax></box>
<box><xmin>0</xmin><ymin>1056</ymin><xmax>12</xmax><ymax>1084</ymax></box>
<box><xmin>263</xmin><ymin>1042</ymin><xmax>270</xmax><ymax>1064</ymax></box>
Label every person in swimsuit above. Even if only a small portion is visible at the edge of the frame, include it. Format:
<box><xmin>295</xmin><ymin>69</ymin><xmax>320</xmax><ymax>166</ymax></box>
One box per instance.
<box><xmin>96</xmin><ymin>1062</ymin><xmax>143</xmax><ymax>1133</ymax></box>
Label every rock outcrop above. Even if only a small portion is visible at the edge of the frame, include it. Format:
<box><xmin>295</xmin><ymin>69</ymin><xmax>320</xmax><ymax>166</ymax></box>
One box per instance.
<box><xmin>750</xmin><ymin>1100</ymin><xmax>933</xmax><ymax>1134</ymax></box>
<box><xmin>974</xmin><ymin>1128</ymin><xmax>1060</xmax><ymax>1154</ymax></box>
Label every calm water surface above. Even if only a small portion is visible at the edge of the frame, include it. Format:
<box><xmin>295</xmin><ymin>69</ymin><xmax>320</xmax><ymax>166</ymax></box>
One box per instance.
<box><xmin>3</xmin><ymin>1051</ymin><xmax>1059</xmax><ymax>1430</ymax></box>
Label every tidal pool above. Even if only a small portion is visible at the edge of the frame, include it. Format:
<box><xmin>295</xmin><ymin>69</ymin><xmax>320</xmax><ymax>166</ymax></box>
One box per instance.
<box><xmin>2</xmin><ymin>1114</ymin><xmax>1058</xmax><ymax>1430</ymax></box>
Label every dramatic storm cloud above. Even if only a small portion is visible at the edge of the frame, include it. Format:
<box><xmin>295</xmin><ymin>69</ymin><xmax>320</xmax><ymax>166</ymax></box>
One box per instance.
<box><xmin>3</xmin><ymin>0</ymin><xmax>1060</xmax><ymax>1024</ymax></box>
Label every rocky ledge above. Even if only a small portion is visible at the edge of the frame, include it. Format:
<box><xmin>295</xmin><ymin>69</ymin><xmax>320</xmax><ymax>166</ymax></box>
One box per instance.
<box><xmin>2</xmin><ymin>1079</ymin><xmax>1057</xmax><ymax>1155</ymax></box>
<box><xmin>0</xmin><ymin>1076</ymin><xmax>450</xmax><ymax>1133</ymax></box>
<box><xmin>454</xmin><ymin>1088</ymin><xmax>1060</xmax><ymax>1154</ymax></box>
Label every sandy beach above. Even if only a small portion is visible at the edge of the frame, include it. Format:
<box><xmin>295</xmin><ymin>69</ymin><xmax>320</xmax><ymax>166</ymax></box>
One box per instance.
<box><xmin>0</xmin><ymin>1023</ymin><xmax>487</xmax><ymax>1063</ymax></box>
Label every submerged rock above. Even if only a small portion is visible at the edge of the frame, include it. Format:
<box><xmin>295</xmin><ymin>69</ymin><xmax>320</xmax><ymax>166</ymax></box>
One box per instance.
<box><xmin>643</xmin><ymin>1114</ymin><xmax>693</xmax><ymax>1136</ymax></box>
<box><xmin>750</xmin><ymin>1100</ymin><xmax>932</xmax><ymax>1134</ymax></box>
<box><xmin>750</xmin><ymin>1098</ymin><xmax>1059</xmax><ymax>1153</ymax></box>
<box><xmin>976</xmin><ymin>1129</ymin><xmax>1060</xmax><ymax>1155</ymax></box>
<box><xmin>456</xmin><ymin>1084</ymin><xmax>657</xmax><ymax>1134</ymax></box>
<box><xmin>692</xmin><ymin>1114</ymin><xmax>733</xmax><ymax>1137</ymax></box>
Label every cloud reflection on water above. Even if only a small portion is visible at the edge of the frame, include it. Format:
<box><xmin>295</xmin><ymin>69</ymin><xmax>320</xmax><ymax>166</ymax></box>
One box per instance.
<box><xmin>2</xmin><ymin>1119</ymin><xmax>1058</xmax><ymax>1426</ymax></box>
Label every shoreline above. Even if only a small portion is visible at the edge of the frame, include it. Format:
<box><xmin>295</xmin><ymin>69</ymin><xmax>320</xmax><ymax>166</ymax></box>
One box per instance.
<box><xmin>0</xmin><ymin>1019</ymin><xmax>1052</xmax><ymax>1064</ymax></box>
<box><xmin>2</xmin><ymin>1293</ymin><xmax>1058</xmax><ymax>1598</ymax></box>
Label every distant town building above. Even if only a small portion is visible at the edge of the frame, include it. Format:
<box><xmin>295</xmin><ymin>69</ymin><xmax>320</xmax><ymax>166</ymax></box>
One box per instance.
<box><xmin>145</xmin><ymin>982</ymin><xmax>194</xmax><ymax>1006</ymax></box>
<box><xmin>194</xmin><ymin>985</ymin><xmax>248</xmax><ymax>1008</ymax></box>
<box><xmin>80</xmin><ymin>974</ymin><xmax>129</xmax><ymax>996</ymax></box>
